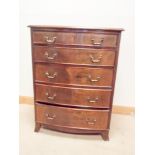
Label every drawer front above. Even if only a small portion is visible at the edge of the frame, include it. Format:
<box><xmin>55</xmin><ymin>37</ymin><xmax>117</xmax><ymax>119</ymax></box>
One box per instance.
<box><xmin>32</xmin><ymin>31</ymin><xmax>117</xmax><ymax>47</ymax></box>
<box><xmin>78</xmin><ymin>33</ymin><xmax>117</xmax><ymax>47</ymax></box>
<box><xmin>36</xmin><ymin>103</ymin><xmax>109</xmax><ymax>130</ymax></box>
<box><xmin>35</xmin><ymin>84</ymin><xmax>112</xmax><ymax>108</ymax></box>
<box><xmin>35</xmin><ymin>64</ymin><xmax>113</xmax><ymax>87</ymax></box>
<box><xmin>33</xmin><ymin>46</ymin><xmax>116</xmax><ymax>66</ymax></box>
<box><xmin>32</xmin><ymin>31</ymin><xmax>76</xmax><ymax>45</ymax></box>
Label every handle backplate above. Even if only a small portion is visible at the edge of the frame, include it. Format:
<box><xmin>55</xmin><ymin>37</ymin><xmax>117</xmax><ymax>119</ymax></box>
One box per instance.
<box><xmin>86</xmin><ymin>118</ymin><xmax>96</xmax><ymax>125</ymax></box>
<box><xmin>45</xmin><ymin>113</ymin><xmax>56</xmax><ymax>120</ymax></box>
<box><xmin>87</xmin><ymin>97</ymin><xmax>99</xmax><ymax>103</ymax></box>
<box><xmin>44</xmin><ymin>36</ymin><xmax>56</xmax><ymax>43</ymax></box>
<box><xmin>91</xmin><ymin>38</ymin><xmax>104</xmax><ymax>46</ymax></box>
<box><xmin>44</xmin><ymin>51</ymin><xmax>58</xmax><ymax>60</ymax></box>
<box><xmin>87</xmin><ymin>74</ymin><xmax>101</xmax><ymax>82</ymax></box>
<box><xmin>45</xmin><ymin>72</ymin><xmax>57</xmax><ymax>79</ymax></box>
<box><xmin>89</xmin><ymin>54</ymin><xmax>102</xmax><ymax>63</ymax></box>
<box><xmin>45</xmin><ymin>92</ymin><xmax>56</xmax><ymax>100</ymax></box>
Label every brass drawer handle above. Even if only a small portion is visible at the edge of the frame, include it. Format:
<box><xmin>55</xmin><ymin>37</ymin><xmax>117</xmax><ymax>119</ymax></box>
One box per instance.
<box><xmin>44</xmin><ymin>36</ymin><xmax>56</xmax><ymax>43</ymax></box>
<box><xmin>87</xmin><ymin>97</ymin><xmax>99</xmax><ymax>103</ymax></box>
<box><xmin>45</xmin><ymin>113</ymin><xmax>56</xmax><ymax>120</ymax></box>
<box><xmin>91</xmin><ymin>38</ymin><xmax>104</xmax><ymax>46</ymax></box>
<box><xmin>86</xmin><ymin>118</ymin><xmax>96</xmax><ymax>125</ymax></box>
<box><xmin>45</xmin><ymin>92</ymin><xmax>56</xmax><ymax>100</ymax></box>
<box><xmin>44</xmin><ymin>52</ymin><xmax>58</xmax><ymax>60</ymax></box>
<box><xmin>45</xmin><ymin>72</ymin><xmax>57</xmax><ymax>79</ymax></box>
<box><xmin>88</xmin><ymin>74</ymin><xmax>101</xmax><ymax>82</ymax></box>
<box><xmin>89</xmin><ymin>54</ymin><xmax>102</xmax><ymax>63</ymax></box>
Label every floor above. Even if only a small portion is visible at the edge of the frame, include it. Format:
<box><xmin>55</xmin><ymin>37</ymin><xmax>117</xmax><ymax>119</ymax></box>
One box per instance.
<box><xmin>19</xmin><ymin>104</ymin><xmax>134</xmax><ymax>155</ymax></box>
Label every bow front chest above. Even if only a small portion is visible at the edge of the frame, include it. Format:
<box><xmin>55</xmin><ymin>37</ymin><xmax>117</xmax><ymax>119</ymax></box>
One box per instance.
<box><xmin>29</xmin><ymin>25</ymin><xmax>123</xmax><ymax>140</ymax></box>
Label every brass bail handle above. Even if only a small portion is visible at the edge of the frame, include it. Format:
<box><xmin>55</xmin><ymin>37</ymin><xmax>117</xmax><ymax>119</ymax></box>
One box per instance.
<box><xmin>45</xmin><ymin>113</ymin><xmax>56</xmax><ymax>120</ymax></box>
<box><xmin>87</xmin><ymin>74</ymin><xmax>101</xmax><ymax>82</ymax></box>
<box><xmin>87</xmin><ymin>97</ymin><xmax>99</xmax><ymax>103</ymax></box>
<box><xmin>45</xmin><ymin>72</ymin><xmax>57</xmax><ymax>79</ymax></box>
<box><xmin>44</xmin><ymin>36</ymin><xmax>56</xmax><ymax>43</ymax></box>
<box><xmin>91</xmin><ymin>38</ymin><xmax>104</xmax><ymax>46</ymax></box>
<box><xmin>86</xmin><ymin>118</ymin><xmax>97</xmax><ymax>125</ymax></box>
<box><xmin>45</xmin><ymin>92</ymin><xmax>57</xmax><ymax>100</ymax></box>
<box><xmin>89</xmin><ymin>54</ymin><xmax>102</xmax><ymax>63</ymax></box>
<box><xmin>44</xmin><ymin>51</ymin><xmax>58</xmax><ymax>60</ymax></box>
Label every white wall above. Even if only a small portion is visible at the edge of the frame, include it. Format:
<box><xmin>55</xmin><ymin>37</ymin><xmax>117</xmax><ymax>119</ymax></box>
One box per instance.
<box><xmin>20</xmin><ymin>0</ymin><xmax>134</xmax><ymax>107</ymax></box>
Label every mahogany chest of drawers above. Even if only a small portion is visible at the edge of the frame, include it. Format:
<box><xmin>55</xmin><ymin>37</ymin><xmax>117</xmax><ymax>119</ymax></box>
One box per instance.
<box><xmin>29</xmin><ymin>25</ymin><xmax>123</xmax><ymax>140</ymax></box>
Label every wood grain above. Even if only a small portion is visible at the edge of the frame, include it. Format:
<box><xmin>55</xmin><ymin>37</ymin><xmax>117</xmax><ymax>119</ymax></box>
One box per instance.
<box><xmin>36</xmin><ymin>103</ymin><xmax>109</xmax><ymax>130</ymax></box>
<box><xmin>35</xmin><ymin>63</ymin><xmax>114</xmax><ymax>87</ymax></box>
<box><xmin>35</xmin><ymin>83</ymin><xmax>112</xmax><ymax>108</ymax></box>
<box><xmin>33</xmin><ymin>46</ymin><xmax>116</xmax><ymax>67</ymax></box>
<box><xmin>32</xmin><ymin>31</ymin><xmax>117</xmax><ymax>48</ymax></box>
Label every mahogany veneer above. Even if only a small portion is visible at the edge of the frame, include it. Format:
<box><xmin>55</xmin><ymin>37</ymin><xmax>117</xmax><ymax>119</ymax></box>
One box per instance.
<box><xmin>29</xmin><ymin>25</ymin><xmax>123</xmax><ymax>141</ymax></box>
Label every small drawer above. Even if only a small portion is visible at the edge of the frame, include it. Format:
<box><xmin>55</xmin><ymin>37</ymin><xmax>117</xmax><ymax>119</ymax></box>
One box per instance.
<box><xmin>36</xmin><ymin>103</ymin><xmax>109</xmax><ymax>130</ymax></box>
<box><xmin>35</xmin><ymin>84</ymin><xmax>112</xmax><ymax>108</ymax></box>
<box><xmin>35</xmin><ymin>64</ymin><xmax>114</xmax><ymax>88</ymax></box>
<box><xmin>77</xmin><ymin>33</ymin><xmax>117</xmax><ymax>47</ymax></box>
<box><xmin>32</xmin><ymin>31</ymin><xmax>76</xmax><ymax>45</ymax></box>
<box><xmin>32</xmin><ymin>31</ymin><xmax>117</xmax><ymax>48</ymax></box>
<box><xmin>33</xmin><ymin>46</ymin><xmax>116</xmax><ymax>66</ymax></box>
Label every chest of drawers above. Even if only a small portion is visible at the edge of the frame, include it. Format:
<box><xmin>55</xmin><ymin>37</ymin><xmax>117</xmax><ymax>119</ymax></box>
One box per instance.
<box><xmin>29</xmin><ymin>26</ymin><xmax>123</xmax><ymax>140</ymax></box>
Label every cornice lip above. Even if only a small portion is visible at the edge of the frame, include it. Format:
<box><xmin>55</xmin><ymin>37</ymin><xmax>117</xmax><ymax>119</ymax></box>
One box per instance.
<box><xmin>28</xmin><ymin>25</ymin><xmax>124</xmax><ymax>32</ymax></box>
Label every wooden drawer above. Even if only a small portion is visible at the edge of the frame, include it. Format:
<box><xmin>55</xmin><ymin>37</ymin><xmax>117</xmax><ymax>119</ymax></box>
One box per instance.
<box><xmin>35</xmin><ymin>64</ymin><xmax>113</xmax><ymax>87</ymax></box>
<box><xmin>35</xmin><ymin>84</ymin><xmax>112</xmax><ymax>108</ymax></box>
<box><xmin>36</xmin><ymin>103</ymin><xmax>109</xmax><ymax>130</ymax></box>
<box><xmin>32</xmin><ymin>31</ymin><xmax>76</xmax><ymax>45</ymax></box>
<box><xmin>33</xmin><ymin>46</ymin><xmax>116</xmax><ymax>66</ymax></box>
<box><xmin>78</xmin><ymin>33</ymin><xmax>117</xmax><ymax>47</ymax></box>
<box><xmin>32</xmin><ymin>31</ymin><xmax>117</xmax><ymax>47</ymax></box>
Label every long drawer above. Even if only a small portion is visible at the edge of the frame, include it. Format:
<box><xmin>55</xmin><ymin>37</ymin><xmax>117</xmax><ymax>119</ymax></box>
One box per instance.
<box><xmin>32</xmin><ymin>31</ymin><xmax>117</xmax><ymax>48</ymax></box>
<box><xmin>35</xmin><ymin>84</ymin><xmax>112</xmax><ymax>108</ymax></box>
<box><xmin>33</xmin><ymin>46</ymin><xmax>116</xmax><ymax>66</ymax></box>
<box><xmin>36</xmin><ymin>103</ymin><xmax>109</xmax><ymax>130</ymax></box>
<box><xmin>35</xmin><ymin>64</ymin><xmax>113</xmax><ymax>88</ymax></box>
